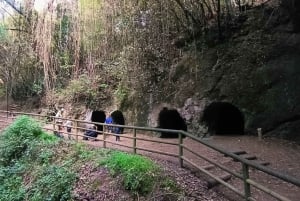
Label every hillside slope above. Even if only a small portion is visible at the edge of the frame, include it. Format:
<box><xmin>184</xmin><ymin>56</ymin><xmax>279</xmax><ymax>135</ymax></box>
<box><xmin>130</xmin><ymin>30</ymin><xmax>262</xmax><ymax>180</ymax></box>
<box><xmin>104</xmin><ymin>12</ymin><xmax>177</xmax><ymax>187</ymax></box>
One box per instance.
<box><xmin>122</xmin><ymin>2</ymin><xmax>300</xmax><ymax>142</ymax></box>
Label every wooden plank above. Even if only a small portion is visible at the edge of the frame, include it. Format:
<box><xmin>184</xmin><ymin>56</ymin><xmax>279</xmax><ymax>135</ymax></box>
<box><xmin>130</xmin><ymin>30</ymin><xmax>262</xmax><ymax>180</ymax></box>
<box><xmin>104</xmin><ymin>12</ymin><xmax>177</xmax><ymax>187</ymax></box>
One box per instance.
<box><xmin>234</xmin><ymin>154</ymin><xmax>257</xmax><ymax>161</ymax></box>
<box><xmin>224</xmin><ymin>150</ymin><xmax>247</xmax><ymax>157</ymax></box>
<box><xmin>207</xmin><ymin>174</ymin><xmax>232</xmax><ymax>188</ymax></box>
<box><xmin>202</xmin><ymin>164</ymin><xmax>215</xmax><ymax>170</ymax></box>
<box><xmin>201</xmin><ymin>160</ymin><xmax>231</xmax><ymax>170</ymax></box>
<box><xmin>232</xmin><ymin>150</ymin><xmax>247</xmax><ymax>155</ymax></box>
<box><xmin>255</xmin><ymin>161</ymin><xmax>270</xmax><ymax>166</ymax></box>
<box><xmin>243</xmin><ymin>155</ymin><xmax>257</xmax><ymax>160</ymax></box>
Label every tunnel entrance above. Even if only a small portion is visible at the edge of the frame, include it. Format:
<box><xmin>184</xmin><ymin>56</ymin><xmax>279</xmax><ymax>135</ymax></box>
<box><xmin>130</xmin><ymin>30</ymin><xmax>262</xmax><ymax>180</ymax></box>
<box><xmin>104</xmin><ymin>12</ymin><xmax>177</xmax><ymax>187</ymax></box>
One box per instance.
<box><xmin>201</xmin><ymin>102</ymin><xmax>244</xmax><ymax>135</ymax></box>
<box><xmin>157</xmin><ymin>107</ymin><xmax>187</xmax><ymax>138</ymax></box>
<box><xmin>91</xmin><ymin>110</ymin><xmax>106</xmax><ymax>132</ymax></box>
<box><xmin>111</xmin><ymin>110</ymin><xmax>125</xmax><ymax>134</ymax></box>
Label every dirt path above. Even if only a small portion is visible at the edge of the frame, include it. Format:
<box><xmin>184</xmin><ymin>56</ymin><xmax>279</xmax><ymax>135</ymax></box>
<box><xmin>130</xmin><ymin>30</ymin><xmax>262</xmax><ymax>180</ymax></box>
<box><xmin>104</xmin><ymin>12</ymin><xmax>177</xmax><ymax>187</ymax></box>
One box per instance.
<box><xmin>2</xmin><ymin>119</ymin><xmax>300</xmax><ymax>200</ymax></box>
<box><xmin>85</xmin><ymin>133</ymin><xmax>300</xmax><ymax>201</ymax></box>
<box><xmin>49</xmin><ymin>126</ymin><xmax>300</xmax><ymax>201</ymax></box>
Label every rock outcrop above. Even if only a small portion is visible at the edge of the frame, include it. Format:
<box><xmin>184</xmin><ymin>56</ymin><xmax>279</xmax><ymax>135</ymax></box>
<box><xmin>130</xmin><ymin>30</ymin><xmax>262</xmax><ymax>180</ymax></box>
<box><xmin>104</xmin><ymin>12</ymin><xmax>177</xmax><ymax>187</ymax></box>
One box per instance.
<box><xmin>124</xmin><ymin>2</ymin><xmax>300</xmax><ymax>142</ymax></box>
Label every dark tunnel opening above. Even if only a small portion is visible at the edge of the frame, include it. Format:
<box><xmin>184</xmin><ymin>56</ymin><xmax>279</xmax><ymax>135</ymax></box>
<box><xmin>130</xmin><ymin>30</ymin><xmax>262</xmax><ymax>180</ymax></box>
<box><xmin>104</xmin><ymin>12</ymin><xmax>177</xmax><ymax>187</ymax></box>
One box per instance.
<box><xmin>157</xmin><ymin>107</ymin><xmax>187</xmax><ymax>138</ymax></box>
<box><xmin>91</xmin><ymin>110</ymin><xmax>106</xmax><ymax>132</ymax></box>
<box><xmin>111</xmin><ymin>110</ymin><xmax>125</xmax><ymax>134</ymax></box>
<box><xmin>201</xmin><ymin>102</ymin><xmax>244</xmax><ymax>135</ymax></box>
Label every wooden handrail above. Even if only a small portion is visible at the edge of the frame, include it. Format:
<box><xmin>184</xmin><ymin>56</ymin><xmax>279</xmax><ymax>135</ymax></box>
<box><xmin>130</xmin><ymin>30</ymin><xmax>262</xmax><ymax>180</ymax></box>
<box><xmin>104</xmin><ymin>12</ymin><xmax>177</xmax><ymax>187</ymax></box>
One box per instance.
<box><xmin>0</xmin><ymin>110</ymin><xmax>299</xmax><ymax>201</ymax></box>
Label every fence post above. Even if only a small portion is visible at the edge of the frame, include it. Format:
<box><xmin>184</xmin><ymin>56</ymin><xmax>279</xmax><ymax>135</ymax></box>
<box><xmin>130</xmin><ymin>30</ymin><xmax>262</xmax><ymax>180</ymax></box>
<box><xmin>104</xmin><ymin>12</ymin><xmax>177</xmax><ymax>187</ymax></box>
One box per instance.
<box><xmin>75</xmin><ymin>120</ymin><xmax>78</xmax><ymax>141</ymax></box>
<box><xmin>257</xmin><ymin>128</ymin><xmax>262</xmax><ymax>141</ymax></box>
<box><xmin>179</xmin><ymin>131</ymin><xmax>183</xmax><ymax>168</ymax></box>
<box><xmin>133</xmin><ymin>128</ymin><xmax>137</xmax><ymax>154</ymax></box>
<box><xmin>103</xmin><ymin>128</ymin><xmax>106</xmax><ymax>148</ymax></box>
<box><xmin>242</xmin><ymin>163</ymin><xmax>251</xmax><ymax>200</ymax></box>
<box><xmin>52</xmin><ymin>116</ymin><xmax>56</xmax><ymax>134</ymax></box>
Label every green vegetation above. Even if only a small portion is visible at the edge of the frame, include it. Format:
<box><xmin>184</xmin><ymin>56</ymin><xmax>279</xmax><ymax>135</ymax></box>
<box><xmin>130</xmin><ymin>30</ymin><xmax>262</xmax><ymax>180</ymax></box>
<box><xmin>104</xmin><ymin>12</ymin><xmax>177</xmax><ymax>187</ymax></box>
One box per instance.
<box><xmin>0</xmin><ymin>0</ymin><xmax>247</xmax><ymax>105</ymax></box>
<box><xmin>0</xmin><ymin>116</ymin><xmax>181</xmax><ymax>200</ymax></box>
<box><xmin>0</xmin><ymin>116</ymin><xmax>74</xmax><ymax>201</ymax></box>
<box><xmin>51</xmin><ymin>73</ymin><xmax>113</xmax><ymax>108</ymax></box>
<box><xmin>0</xmin><ymin>116</ymin><xmax>57</xmax><ymax>166</ymax></box>
<box><xmin>102</xmin><ymin>152</ymin><xmax>160</xmax><ymax>194</ymax></box>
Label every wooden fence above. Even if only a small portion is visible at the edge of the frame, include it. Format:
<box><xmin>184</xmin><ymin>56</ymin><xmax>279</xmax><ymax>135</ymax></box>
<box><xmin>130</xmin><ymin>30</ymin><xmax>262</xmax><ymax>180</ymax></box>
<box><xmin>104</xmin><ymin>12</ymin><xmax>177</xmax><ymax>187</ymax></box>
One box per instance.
<box><xmin>0</xmin><ymin>110</ymin><xmax>299</xmax><ymax>201</ymax></box>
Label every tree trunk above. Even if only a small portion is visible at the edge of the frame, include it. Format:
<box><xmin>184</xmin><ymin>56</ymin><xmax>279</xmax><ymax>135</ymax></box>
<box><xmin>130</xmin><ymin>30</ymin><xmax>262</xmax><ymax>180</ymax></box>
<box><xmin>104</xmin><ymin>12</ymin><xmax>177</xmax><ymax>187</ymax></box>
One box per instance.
<box><xmin>217</xmin><ymin>0</ymin><xmax>222</xmax><ymax>41</ymax></box>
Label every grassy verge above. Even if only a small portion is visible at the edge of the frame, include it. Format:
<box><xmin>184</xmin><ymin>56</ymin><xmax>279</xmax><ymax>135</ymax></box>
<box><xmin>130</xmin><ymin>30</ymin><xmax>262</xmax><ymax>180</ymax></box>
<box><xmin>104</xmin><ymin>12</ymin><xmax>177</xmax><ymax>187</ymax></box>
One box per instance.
<box><xmin>101</xmin><ymin>151</ymin><xmax>161</xmax><ymax>194</ymax></box>
<box><xmin>0</xmin><ymin>116</ymin><xmax>181</xmax><ymax>201</ymax></box>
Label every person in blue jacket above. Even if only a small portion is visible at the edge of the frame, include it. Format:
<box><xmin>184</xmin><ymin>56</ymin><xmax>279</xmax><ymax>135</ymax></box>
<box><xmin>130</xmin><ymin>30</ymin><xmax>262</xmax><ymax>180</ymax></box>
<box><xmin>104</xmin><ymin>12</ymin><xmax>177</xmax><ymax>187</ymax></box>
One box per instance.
<box><xmin>105</xmin><ymin>113</ymin><xmax>113</xmax><ymax>133</ymax></box>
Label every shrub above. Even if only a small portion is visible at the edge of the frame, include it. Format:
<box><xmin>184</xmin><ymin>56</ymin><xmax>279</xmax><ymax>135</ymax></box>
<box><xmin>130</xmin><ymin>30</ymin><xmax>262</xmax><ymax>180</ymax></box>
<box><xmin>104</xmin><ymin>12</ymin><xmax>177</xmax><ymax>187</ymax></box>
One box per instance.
<box><xmin>28</xmin><ymin>165</ymin><xmax>76</xmax><ymax>201</ymax></box>
<box><xmin>114</xmin><ymin>82</ymin><xmax>129</xmax><ymax>106</ymax></box>
<box><xmin>59</xmin><ymin>74</ymin><xmax>110</xmax><ymax>107</ymax></box>
<box><xmin>0</xmin><ymin>173</ymin><xmax>25</xmax><ymax>201</ymax></box>
<box><xmin>0</xmin><ymin>116</ymin><xmax>55</xmax><ymax>166</ymax></box>
<box><xmin>103</xmin><ymin>152</ymin><xmax>160</xmax><ymax>194</ymax></box>
<box><xmin>0</xmin><ymin>116</ymin><xmax>179</xmax><ymax>199</ymax></box>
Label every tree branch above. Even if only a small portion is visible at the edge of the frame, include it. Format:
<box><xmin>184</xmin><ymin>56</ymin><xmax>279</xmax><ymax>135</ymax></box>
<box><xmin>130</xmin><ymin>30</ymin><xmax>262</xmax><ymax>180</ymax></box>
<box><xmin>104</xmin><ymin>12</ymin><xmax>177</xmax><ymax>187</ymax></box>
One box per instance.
<box><xmin>172</xmin><ymin>0</ymin><xmax>201</xmax><ymax>26</ymax></box>
<box><xmin>2</xmin><ymin>0</ymin><xmax>31</xmax><ymax>24</ymax></box>
<box><xmin>3</xmin><ymin>0</ymin><xmax>24</xmax><ymax>16</ymax></box>
<box><xmin>4</xmin><ymin>28</ymin><xmax>29</xmax><ymax>33</ymax></box>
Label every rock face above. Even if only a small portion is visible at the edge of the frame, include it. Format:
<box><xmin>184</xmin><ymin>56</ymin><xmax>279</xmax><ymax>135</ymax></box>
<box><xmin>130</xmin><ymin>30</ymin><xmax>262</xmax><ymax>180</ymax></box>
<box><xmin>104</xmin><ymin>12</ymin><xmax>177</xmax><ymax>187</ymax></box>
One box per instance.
<box><xmin>167</xmin><ymin>31</ymin><xmax>300</xmax><ymax>141</ymax></box>
<box><xmin>123</xmin><ymin>4</ymin><xmax>300</xmax><ymax>142</ymax></box>
<box><xmin>184</xmin><ymin>33</ymin><xmax>299</xmax><ymax>141</ymax></box>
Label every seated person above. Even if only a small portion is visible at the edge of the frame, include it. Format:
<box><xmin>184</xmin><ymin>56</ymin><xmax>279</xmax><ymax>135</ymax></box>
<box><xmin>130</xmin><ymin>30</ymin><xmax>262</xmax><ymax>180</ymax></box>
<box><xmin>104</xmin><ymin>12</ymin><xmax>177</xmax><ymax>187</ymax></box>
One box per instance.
<box><xmin>83</xmin><ymin>126</ymin><xmax>98</xmax><ymax>140</ymax></box>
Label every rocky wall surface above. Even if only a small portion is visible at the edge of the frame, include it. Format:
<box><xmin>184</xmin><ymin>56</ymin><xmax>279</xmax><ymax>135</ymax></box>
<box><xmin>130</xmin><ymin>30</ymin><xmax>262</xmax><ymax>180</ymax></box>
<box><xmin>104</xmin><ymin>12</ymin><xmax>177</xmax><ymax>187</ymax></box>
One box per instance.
<box><xmin>164</xmin><ymin>31</ymin><xmax>300</xmax><ymax>141</ymax></box>
<box><xmin>123</xmin><ymin>4</ymin><xmax>300</xmax><ymax>142</ymax></box>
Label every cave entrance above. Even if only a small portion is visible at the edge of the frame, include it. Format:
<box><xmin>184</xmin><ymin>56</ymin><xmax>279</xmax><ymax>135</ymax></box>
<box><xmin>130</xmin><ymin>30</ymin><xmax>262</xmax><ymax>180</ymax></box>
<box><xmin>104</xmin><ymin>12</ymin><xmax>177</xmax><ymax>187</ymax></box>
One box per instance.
<box><xmin>201</xmin><ymin>102</ymin><xmax>244</xmax><ymax>135</ymax></box>
<box><xmin>91</xmin><ymin>110</ymin><xmax>106</xmax><ymax>132</ymax></box>
<box><xmin>158</xmin><ymin>107</ymin><xmax>187</xmax><ymax>138</ymax></box>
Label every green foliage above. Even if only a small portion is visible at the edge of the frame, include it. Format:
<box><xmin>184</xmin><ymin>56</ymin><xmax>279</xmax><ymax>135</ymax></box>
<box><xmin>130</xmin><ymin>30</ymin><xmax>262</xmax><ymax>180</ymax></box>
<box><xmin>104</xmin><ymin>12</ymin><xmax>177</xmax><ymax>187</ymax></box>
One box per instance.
<box><xmin>114</xmin><ymin>82</ymin><xmax>129</xmax><ymax>105</ymax></box>
<box><xmin>58</xmin><ymin>73</ymin><xmax>110</xmax><ymax>108</ymax></box>
<box><xmin>39</xmin><ymin>132</ymin><xmax>58</xmax><ymax>143</ymax></box>
<box><xmin>0</xmin><ymin>28</ymin><xmax>43</xmax><ymax>101</ymax></box>
<box><xmin>0</xmin><ymin>162</ymin><xmax>26</xmax><ymax>201</ymax></box>
<box><xmin>0</xmin><ymin>173</ymin><xmax>25</xmax><ymax>201</ymax></box>
<box><xmin>0</xmin><ymin>116</ymin><xmax>68</xmax><ymax>201</ymax></box>
<box><xmin>71</xmin><ymin>143</ymin><xmax>112</xmax><ymax>164</ymax></box>
<box><xmin>0</xmin><ymin>86</ymin><xmax>5</xmax><ymax>98</ymax></box>
<box><xmin>28</xmin><ymin>165</ymin><xmax>76</xmax><ymax>201</ymax></box>
<box><xmin>0</xmin><ymin>24</ymin><xmax>8</xmax><ymax>41</ymax></box>
<box><xmin>160</xmin><ymin>178</ymin><xmax>181</xmax><ymax>193</ymax></box>
<box><xmin>73</xmin><ymin>143</ymin><xmax>98</xmax><ymax>160</ymax></box>
<box><xmin>37</xmin><ymin>148</ymin><xmax>55</xmax><ymax>165</ymax></box>
<box><xmin>102</xmin><ymin>152</ymin><xmax>160</xmax><ymax>194</ymax></box>
<box><xmin>0</xmin><ymin>116</ymin><xmax>54</xmax><ymax>166</ymax></box>
<box><xmin>31</xmin><ymin>81</ymin><xmax>44</xmax><ymax>96</ymax></box>
<box><xmin>0</xmin><ymin>115</ymin><xmax>179</xmax><ymax>199</ymax></box>
<box><xmin>0</xmin><ymin>116</ymin><xmax>77</xmax><ymax>201</ymax></box>
<box><xmin>11</xmin><ymin>78</ymin><xmax>44</xmax><ymax>100</ymax></box>
<box><xmin>62</xmin><ymin>74</ymin><xmax>97</xmax><ymax>105</ymax></box>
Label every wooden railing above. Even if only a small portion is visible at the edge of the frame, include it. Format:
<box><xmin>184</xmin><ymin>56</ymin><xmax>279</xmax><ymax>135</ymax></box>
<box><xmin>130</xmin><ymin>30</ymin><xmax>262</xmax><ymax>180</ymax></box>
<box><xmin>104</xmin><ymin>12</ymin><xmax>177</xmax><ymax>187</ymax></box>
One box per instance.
<box><xmin>0</xmin><ymin>110</ymin><xmax>299</xmax><ymax>201</ymax></box>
